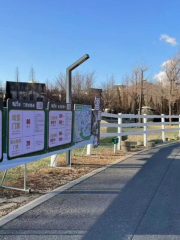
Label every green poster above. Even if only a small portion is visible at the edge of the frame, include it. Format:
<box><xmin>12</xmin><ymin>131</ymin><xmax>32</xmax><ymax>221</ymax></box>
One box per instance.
<box><xmin>73</xmin><ymin>104</ymin><xmax>92</xmax><ymax>142</ymax></box>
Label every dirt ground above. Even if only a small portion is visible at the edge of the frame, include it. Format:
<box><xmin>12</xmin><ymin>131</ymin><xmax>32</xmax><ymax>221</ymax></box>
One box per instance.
<box><xmin>0</xmin><ymin>147</ymin><xmax>145</xmax><ymax>218</ymax></box>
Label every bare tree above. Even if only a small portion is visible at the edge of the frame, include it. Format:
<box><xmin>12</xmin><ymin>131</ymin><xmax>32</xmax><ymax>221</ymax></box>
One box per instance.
<box><xmin>139</xmin><ymin>65</ymin><xmax>148</xmax><ymax>116</ymax></box>
<box><xmin>162</xmin><ymin>52</ymin><xmax>180</xmax><ymax>119</ymax></box>
<box><xmin>100</xmin><ymin>75</ymin><xmax>117</xmax><ymax>112</ymax></box>
<box><xmin>153</xmin><ymin>81</ymin><xmax>167</xmax><ymax>114</ymax></box>
<box><xmin>29</xmin><ymin>66</ymin><xmax>36</xmax><ymax>100</ymax></box>
<box><xmin>124</xmin><ymin>68</ymin><xmax>139</xmax><ymax>114</ymax></box>
<box><xmin>124</xmin><ymin>64</ymin><xmax>149</xmax><ymax>115</ymax></box>
<box><xmin>56</xmin><ymin>73</ymin><xmax>66</xmax><ymax>101</ymax></box>
<box><xmin>55</xmin><ymin>71</ymin><xmax>96</xmax><ymax>104</ymax></box>
<box><xmin>29</xmin><ymin>66</ymin><xmax>35</xmax><ymax>82</ymax></box>
<box><xmin>15</xmin><ymin>67</ymin><xmax>20</xmax><ymax>99</ymax></box>
<box><xmin>0</xmin><ymin>80</ymin><xmax>5</xmax><ymax>100</ymax></box>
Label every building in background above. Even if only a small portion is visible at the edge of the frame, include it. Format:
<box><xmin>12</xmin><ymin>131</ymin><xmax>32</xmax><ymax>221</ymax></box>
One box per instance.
<box><xmin>5</xmin><ymin>81</ymin><xmax>47</xmax><ymax>102</ymax></box>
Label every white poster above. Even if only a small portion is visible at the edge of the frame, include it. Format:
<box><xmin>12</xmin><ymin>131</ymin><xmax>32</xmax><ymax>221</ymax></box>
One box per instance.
<box><xmin>9</xmin><ymin>138</ymin><xmax>23</xmax><ymax>157</ymax></box>
<box><xmin>22</xmin><ymin>111</ymin><xmax>35</xmax><ymax>137</ymax></box>
<box><xmin>94</xmin><ymin>98</ymin><xmax>100</xmax><ymax>110</ymax></box>
<box><xmin>49</xmin><ymin>111</ymin><xmax>72</xmax><ymax>148</ymax></box>
<box><xmin>49</xmin><ymin>111</ymin><xmax>58</xmax><ymax>129</ymax></box>
<box><xmin>34</xmin><ymin>111</ymin><xmax>45</xmax><ymax>135</ymax></box>
<box><xmin>9</xmin><ymin>110</ymin><xmax>23</xmax><ymax>138</ymax></box>
<box><xmin>33</xmin><ymin>135</ymin><xmax>44</xmax><ymax>152</ymax></box>
<box><xmin>23</xmin><ymin>136</ymin><xmax>34</xmax><ymax>154</ymax></box>
<box><xmin>9</xmin><ymin>110</ymin><xmax>45</xmax><ymax>158</ymax></box>
<box><xmin>49</xmin><ymin>128</ymin><xmax>58</xmax><ymax>147</ymax></box>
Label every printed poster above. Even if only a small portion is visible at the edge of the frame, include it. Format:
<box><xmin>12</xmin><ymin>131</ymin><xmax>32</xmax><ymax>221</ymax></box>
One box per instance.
<box><xmin>92</xmin><ymin>97</ymin><xmax>101</xmax><ymax>148</ymax></box>
<box><xmin>8</xmin><ymin>100</ymin><xmax>45</xmax><ymax>159</ymax></box>
<box><xmin>48</xmin><ymin>102</ymin><xmax>72</xmax><ymax>148</ymax></box>
<box><xmin>73</xmin><ymin>104</ymin><xmax>92</xmax><ymax>143</ymax></box>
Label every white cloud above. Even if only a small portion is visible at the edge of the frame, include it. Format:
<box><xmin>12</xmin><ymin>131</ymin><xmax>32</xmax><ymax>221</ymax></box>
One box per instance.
<box><xmin>154</xmin><ymin>59</ymin><xmax>173</xmax><ymax>84</ymax></box>
<box><xmin>155</xmin><ymin>57</ymin><xmax>180</xmax><ymax>84</ymax></box>
<box><xmin>160</xmin><ymin>34</ymin><xmax>178</xmax><ymax>46</ymax></box>
<box><xmin>154</xmin><ymin>71</ymin><xmax>167</xmax><ymax>83</ymax></box>
<box><xmin>161</xmin><ymin>59</ymin><xmax>172</xmax><ymax>67</ymax></box>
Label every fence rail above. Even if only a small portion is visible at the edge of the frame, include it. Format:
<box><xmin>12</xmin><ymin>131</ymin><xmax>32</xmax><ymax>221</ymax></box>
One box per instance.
<box><xmin>99</xmin><ymin>113</ymin><xmax>180</xmax><ymax>151</ymax></box>
<box><xmin>102</xmin><ymin>112</ymin><xmax>180</xmax><ymax>119</ymax></box>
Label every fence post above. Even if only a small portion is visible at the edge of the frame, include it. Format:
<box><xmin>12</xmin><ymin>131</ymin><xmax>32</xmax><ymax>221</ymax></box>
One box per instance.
<box><xmin>87</xmin><ymin>144</ymin><xmax>92</xmax><ymax>156</ymax></box>
<box><xmin>117</xmin><ymin>113</ymin><xmax>122</xmax><ymax>150</ymax></box>
<box><xmin>161</xmin><ymin>114</ymin><xmax>165</xmax><ymax>142</ymax></box>
<box><xmin>50</xmin><ymin>155</ymin><xmax>58</xmax><ymax>167</ymax></box>
<box><xmin>143</xmin><ymin>114</ymin><xmax>147</xmax><ymax>147</ymax></box>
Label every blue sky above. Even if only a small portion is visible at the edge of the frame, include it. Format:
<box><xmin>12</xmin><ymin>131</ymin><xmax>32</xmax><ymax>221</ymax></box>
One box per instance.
<box><xmin>0</xmin><ymin>0</ymin><xmax>180</xmax><ymax>87</ymax></box>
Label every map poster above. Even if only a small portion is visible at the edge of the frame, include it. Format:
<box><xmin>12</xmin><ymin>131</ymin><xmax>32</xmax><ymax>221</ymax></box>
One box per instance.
<box><xmin>94</xmin><ymin>97</ymin><xmax>101</xmax><ymax>110</ymax></box>
<box><xmin>47</xmin><ymin>102</ymin><xmax>72</xmax><ymax>149</ymax></box>
<box><xmin>73</xmin><ymin>104</ymin><xmax>92</xmax><ymax>143</ymax></box>
<box><xmin>91</xmin><ymin>110</ymin><xmax>100</xmax><ymax>148</ymax></box>
<box><xmin>7</xmin><ymin>99</ymin><xmax>45</xmax><ymax>159</ymax></box>
<box><xmin>0</xmin><ymin>99</ymin><xmax>3</xmax><ymax>162</ymax></box>
<box><xmin>92</xmin><ymin>97</ymin><xmax>101</xmax><ymax>148</ymax></box>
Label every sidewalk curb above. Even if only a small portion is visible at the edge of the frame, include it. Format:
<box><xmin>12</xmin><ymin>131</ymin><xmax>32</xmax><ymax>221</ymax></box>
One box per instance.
<box><xmin>0</xmin><ymin>141</ymin><xmax>179</xmax><ymax>227</ymax></box>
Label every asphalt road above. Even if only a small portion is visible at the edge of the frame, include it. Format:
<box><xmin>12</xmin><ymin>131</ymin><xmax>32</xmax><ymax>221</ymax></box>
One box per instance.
<box><xmin>1</xmin><ymin>143</ymin><xmax>180</xmax><ymax>240</ymax></box>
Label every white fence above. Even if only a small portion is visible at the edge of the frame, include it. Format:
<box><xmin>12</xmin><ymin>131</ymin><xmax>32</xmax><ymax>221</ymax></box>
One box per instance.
<box><xmin>100</xmin><ymin>113</ymin><xmax>180</xmax><ymax>150</ymax></box>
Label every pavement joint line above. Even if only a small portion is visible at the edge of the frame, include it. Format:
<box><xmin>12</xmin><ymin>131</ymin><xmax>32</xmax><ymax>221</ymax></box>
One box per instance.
<box><xmin>0</xmin><ymin>141</ymin><xmax>180</xmax><ymax>228</ymax></box>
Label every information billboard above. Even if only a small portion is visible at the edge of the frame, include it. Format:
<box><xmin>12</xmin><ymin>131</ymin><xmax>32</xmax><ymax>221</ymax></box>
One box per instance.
<box><xmin>7</xmin><ymin>100</ymin><xmax>45</xmax><ymax>159</ymax></box>
<box><xmin>47</xmin><ymin>102</ymin><xmax>72</xmax><ymax>150</ymax></box>
<box><xmin>73</xmin><ymin>104</ymin><xmax>92</xmax><ymax>143</ymax></box>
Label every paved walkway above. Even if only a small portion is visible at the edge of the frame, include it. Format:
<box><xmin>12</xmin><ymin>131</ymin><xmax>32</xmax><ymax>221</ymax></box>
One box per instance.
<box><xmin>1</xmin><ymin>143</ymin><xmax>180</xmax><ymax>239</ymax></box>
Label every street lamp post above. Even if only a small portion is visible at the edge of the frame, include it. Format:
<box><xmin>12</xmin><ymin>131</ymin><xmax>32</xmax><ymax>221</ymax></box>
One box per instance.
<box><xmin>66</xmin><ymin>54</ymin><xmax>90</xmax><ymax>165</ymax></box>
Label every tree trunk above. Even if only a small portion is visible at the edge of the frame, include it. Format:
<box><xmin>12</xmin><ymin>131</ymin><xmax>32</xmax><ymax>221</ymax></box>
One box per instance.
<box><xmin>139</xmin><ymin>70</ymin><xmax>143</xmax><ymax>123</ymax></box>
<box><xmin>169</xmin><ymin>101</ymin><xmax>172</xmax><ymax>122</ymax></box>
<box><xmin>169</xmin><ymin>79</ymin><xmax>173</xmax><ymax>122</ymax></box>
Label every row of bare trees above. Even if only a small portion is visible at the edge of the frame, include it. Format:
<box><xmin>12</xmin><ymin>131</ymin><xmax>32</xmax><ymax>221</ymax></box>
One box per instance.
<box><xmin>46</xmin><ymin>71</ymin><xmax>99</xmax><ymax>107</ymax></box>
<box><xmin>46</xmin><ymin>56</ymin><xmax>180</xmax><ymax>115</ymax></box>
<box><xmin>3</xmin><ymin>49</ymin><xmax>180</xmax><ymax>116</ymax></box>
<box><xmin>101</xmin><ymin>50</ymin><xmax>180</xmax><ymax>116</ymax></box>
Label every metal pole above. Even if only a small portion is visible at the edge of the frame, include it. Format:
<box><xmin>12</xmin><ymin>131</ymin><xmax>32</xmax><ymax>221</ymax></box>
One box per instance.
<box><xmin>113</xmin><ymin>144</ymin><xmax>117</xmax><ymax>154</ymax></box>
<box><xmin>81</xmin><ymin>145</ymin><xmax>87</xmax><ymax>156</ymax></box>
<box><xmin>66</xmin><ymin>69</ymin><xmax>72</xmax><ymax>165</ymax></box>
<box><xmin>66</xmin><ymin>150</ymin><xmax>71</xmax><ymax>165</ymax></box>
<box><xmin>66</xmin><ymin>69</ymin><xmax>72</xmax><ymax>104</ymax></box>
<box><xmin>1</xmin><ymin>166</ymin><xmax>31</xmax><ymax>193</ymax></box>
<box><xmin>0</xmin><ymin>170</ymin><xmax>8</xmax><ymax>187</ymax></box>
<box><xmin>65</xmin><ymin>54</ymin><xmax>90</xmax><ymax>165</ymax></box>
